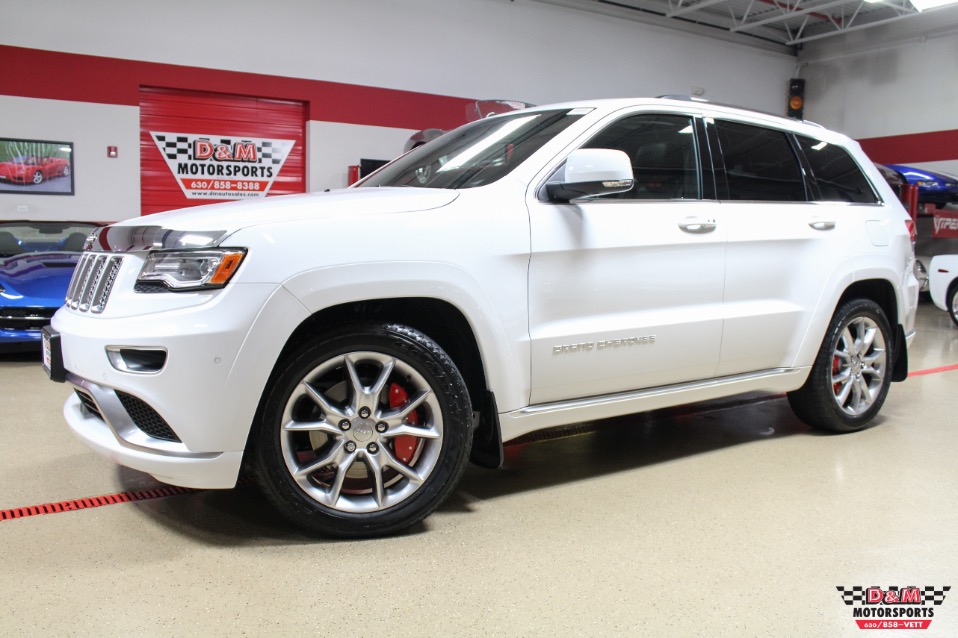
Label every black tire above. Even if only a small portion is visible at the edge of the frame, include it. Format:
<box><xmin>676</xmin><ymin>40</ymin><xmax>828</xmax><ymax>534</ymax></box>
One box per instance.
<box><xmin>787</xmin><ymin>299</ymin><xmax>893</xmax><ymax>433</ymax></box>
<box><xmin>948</xmin><ymin>283</ymin><xmax>958</xmax><ymax>328</ymax></box>
<box><xmin>252</xmin><ymin>323</ymin><xmax>473</xmax><ymax>537</ymax></box>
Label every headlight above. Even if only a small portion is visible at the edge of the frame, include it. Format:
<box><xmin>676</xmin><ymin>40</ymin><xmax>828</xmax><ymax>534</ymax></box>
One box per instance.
<box><xmin>137</xmin><ymin>249</ymin><xmax>246</xmax><ymax>291</ymax></box>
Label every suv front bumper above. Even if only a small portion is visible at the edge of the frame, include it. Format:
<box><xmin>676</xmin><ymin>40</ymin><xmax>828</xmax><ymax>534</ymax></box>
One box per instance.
<box><xmin>64</xmin><ymin>375</ymin><xmax>243</xmax><ymax>488</ymax></box>
<box><xmin>51</xmin><ymin>282</ymin><xmax>310</xmax><ymax>489</ymax></box>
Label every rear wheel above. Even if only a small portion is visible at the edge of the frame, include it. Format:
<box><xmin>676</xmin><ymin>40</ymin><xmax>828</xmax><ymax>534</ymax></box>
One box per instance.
<box><xmin>32</xmin><ymin>171</ymin><xmax>43</xmax><ymax>184</ymax></box>
<box><xmin>948</xmin><ymin>283</ymin><xmax>958</xmax><ymax>328</ymax></box>
<box><xmin>787</xmin><ymin>299</ymin><xmax>893</xmax><ymax>433</ymax></box>
<box><xmin>252</xmin><ymin>323</ymin><xmax>473</xmax><ymax>537</ymax></box>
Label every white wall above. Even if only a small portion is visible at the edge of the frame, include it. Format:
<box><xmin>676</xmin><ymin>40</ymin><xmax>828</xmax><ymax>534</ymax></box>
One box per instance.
<box><xmin>308</xmin><ymin>122</ymin><xmax>417</xmax><ymax>192</ymax></box>
<box><xmin>799</xmin><ymin>8</ymin><xmax>958</xmax><ymax>174</ymax></box>
<box><xmin>0</xmin><ymin>96</ymin><xmax>139</xmax><ymax>222</ymax></box>
<box><xmin>1</xmin><ymin>0</ymin><xmax>796</xmax><ymax>108</ymax></box>
<box><xmin>1</xmin><ymin>0</ymin><xmax>798</xmax><ymax>220</ymax></box>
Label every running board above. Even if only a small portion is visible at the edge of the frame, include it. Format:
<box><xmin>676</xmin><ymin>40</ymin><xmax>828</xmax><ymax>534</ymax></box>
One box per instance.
<box><xmin>500</xmin><ymin>367</ymin><xmax>807</xmax><ymax>443</ymax></box>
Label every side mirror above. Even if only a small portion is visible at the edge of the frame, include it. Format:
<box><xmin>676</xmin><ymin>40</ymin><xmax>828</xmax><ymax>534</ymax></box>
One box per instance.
<box><xmin>546</xmin><ymin>149</ymin><xmax>634</xmax><ymax>202</ymax></box>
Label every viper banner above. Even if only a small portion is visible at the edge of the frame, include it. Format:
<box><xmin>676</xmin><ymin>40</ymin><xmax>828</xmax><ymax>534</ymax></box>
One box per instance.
<box><xmin>932</xmin><ymin>210</ymin><xmax>958</xmax><ymax>239</ymax></box>
<box><xmin>150</xmin><ymin>132</ymin><xmax>294</xmax><ymax>200</ymax></box>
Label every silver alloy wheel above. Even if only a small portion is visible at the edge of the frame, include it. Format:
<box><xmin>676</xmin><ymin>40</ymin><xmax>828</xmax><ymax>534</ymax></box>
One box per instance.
<box><xmin>279</xmin><ymin>351</ymin><xmax>443</xmax><ymax>514</ymax></box>
<box><xmin>32</xmin><ymin>171</ymin><xmax>43</xmax><ymax>184</ymax></box>
<box><xmin>829</xmin><ymin>315</ymin><xmax>887</xmax><ymax>416</ymax></box>
<box><xmin>950</xmin><ymin>286</ymin><xmax>958</xmax><ymax>326</ymax></box>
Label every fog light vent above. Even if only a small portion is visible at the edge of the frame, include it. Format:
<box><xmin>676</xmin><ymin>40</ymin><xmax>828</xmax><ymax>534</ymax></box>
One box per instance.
<box><xmin>106</xmin><ymin>347</ymin><xmax>167</xmax><ymax>374</ymax></box>
<box><xmin>115</xmin><ymin>392</ymin><xmax>180</xmax><ymax>442</ymax></box>
<box><xmin>74</xmin><ymin>389</ymin><xmax>103</xmax><ymax>421</ymax></box>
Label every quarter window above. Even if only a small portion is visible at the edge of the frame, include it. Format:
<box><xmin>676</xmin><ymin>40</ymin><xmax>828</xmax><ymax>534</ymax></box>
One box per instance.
<box><xmin>796</xmin><ymin>136</ymin><xmax>879</xmax><ymax>204</ymax></box>
<box><xmin>715</xmin><ymin>120</ymin><xmax>806</xmax><ymax>202</ymax></box>
<box><xmin>583</xmin><ymin>114</ymin><xmax>701</xmax><ymax>200</ymax></box>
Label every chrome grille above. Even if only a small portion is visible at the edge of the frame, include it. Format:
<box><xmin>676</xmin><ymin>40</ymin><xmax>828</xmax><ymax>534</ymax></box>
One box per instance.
<box><xmin>0</xmin><ymin>306</ymin><xmax>57</xmax><ymax>332</ymax></box>
<box><xmin>65</xmin><ymin>253</ymin><xmax>123</xmax><ymax>313</ymax></box>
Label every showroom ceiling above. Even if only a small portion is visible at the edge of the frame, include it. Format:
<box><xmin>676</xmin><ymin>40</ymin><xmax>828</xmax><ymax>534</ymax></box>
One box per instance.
<box><xmin>538</xmin><ymin>0</ymin><xmax>929</xmax><ymax>48</ymax></box>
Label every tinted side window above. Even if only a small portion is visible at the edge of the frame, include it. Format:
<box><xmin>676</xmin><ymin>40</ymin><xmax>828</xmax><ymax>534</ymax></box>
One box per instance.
<box><xmin>583</xmin><ymin>114</ymin><xmax>700</xmax><ymax>200</ymax></box>
<box><xmin>796</xmin><ymin>136</ymin><xmax>879</xmax><ymax>204</ymax></box>
<box><xmin>715</xmin><ymin>120</ymin><xmax>806</xmax><ymax>202</ymax></box>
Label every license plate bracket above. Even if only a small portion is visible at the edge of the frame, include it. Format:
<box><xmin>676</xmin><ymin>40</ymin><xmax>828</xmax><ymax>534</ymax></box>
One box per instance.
<box><xmin>41</xmin><ymin>326</ymin><xmax>66</xmax><ymax>383</ymax></box>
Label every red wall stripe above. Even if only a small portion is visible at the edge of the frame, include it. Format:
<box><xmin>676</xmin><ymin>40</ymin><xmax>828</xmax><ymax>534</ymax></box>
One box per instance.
<box><xmin>5</xmin><ymin>44</ymin><xmax>958</xmax><ymax>163</ymax></box>
<box><xmin>858</xmin><ymin>129</ymin><xmax>958</xmax><ymax>165</ymax></box>
<box><xmin>0</xmin><ymin>45</ymin><xmax>474</xmax><ymax>131</ymax></box>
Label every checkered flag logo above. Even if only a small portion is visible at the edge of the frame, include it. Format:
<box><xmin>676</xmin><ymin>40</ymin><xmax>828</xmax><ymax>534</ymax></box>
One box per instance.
<box><xmin>153</xmin><ymin>134</ymin><xmax>191</xmax><ymax>161</ymax></box>
<box><xmin>152</xmin><ymin>133</ymin><xmax>292</xmax><ymax>165</ymax></box>
<box><xmin>837</xmin><ymin>585</ymin><xmax>950</xmax><ymax>605</ymax></box>
<box><xmin>836</xmin><ymin>586</ymin><xmax>868</xmax><ymax>606</ymax></box>
<box><xmin>923</xmin><ymin>586</ymin><xmax>950</xmax><ymax>605</ymax></box>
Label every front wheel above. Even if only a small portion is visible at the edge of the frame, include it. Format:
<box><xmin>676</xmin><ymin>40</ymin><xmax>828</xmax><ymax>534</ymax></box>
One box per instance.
<box><xmin>948</xmin><ymin>283</ymin><xmax>958</xmax><ymax>328</ymax></box>
<box><xmin>252</xmin><ymin>323</ymin><xmax>473</xmax><ymax>537</ymax></box>
<box><xmin>787</xmin><ymin>299</ymin><xmax>893</xmax><ymax>433</ymax></box>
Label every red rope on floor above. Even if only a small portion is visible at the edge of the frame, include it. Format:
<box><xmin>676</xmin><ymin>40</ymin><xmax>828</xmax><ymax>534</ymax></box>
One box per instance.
<box><xmin>0</xmin><ymin>486</ymin><xmax>198</xmax><ymax>522</ymax></box>
<box><xmin>908</xmin><ymin>363</ymin><xmax>958</xmax><ymax>377</ymax></box>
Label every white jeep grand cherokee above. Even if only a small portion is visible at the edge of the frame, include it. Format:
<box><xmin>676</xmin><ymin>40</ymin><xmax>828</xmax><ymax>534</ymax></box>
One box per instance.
<box><xmin>45</xmin><ymin>97</ymin><xmax>919</xmax><ymax>537</ymax></box>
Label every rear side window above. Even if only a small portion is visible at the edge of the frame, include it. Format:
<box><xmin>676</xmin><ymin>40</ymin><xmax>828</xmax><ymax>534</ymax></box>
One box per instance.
<box><xmin>583</xmin><ymin>114</ymin><xmax>701</xmax><ymax>200</ymax></box>
<box><xmin>715</xmin><ymin>120</ymin><xmax>806</xmax><ymax>202</ymax></box>
<box><xmin>796</xmin><ymin>136</ymin><xmax>879</xmax><ymax>204</ymax></box>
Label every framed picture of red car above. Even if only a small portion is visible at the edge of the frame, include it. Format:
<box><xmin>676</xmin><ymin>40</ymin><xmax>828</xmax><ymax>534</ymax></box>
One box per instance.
<box><xmin>0</xmin><ymin>137</ymin><xmax>74</xmax><ymax>195</ymax></box>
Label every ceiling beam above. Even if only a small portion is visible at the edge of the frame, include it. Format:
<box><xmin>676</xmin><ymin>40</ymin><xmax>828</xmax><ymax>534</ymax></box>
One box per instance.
<box><xmin>732</xmin><ymin>0</ymin><xmax>857</xmax><ymax>32</ymax></box>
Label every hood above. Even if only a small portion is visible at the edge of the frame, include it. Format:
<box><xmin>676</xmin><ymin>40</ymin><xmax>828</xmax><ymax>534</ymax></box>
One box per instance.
<box><xmin>94</xmin><ymin>188</ymin><xmax>460</xmax><ymax>252</ymax></box>
<box><xmin>0</xmin><ymin>252</ymin><xmax>79</xmax><ymax>302</ymax></box>
<box><xmin>115</xmin><ymin>187</ymin><xmax>458</xmax><ymax>233</ymax></box>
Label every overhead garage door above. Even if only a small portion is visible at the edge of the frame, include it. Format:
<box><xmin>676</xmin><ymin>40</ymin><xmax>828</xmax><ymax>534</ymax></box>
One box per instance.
<box><xmin>140</xmin><ymin>87</ymin><xmax>305</xmax><ymax>216</ymax></box>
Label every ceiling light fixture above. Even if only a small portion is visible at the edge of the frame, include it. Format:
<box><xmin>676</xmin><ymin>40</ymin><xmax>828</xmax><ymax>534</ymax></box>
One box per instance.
<box><xmin>909</xmin><ymin>0</ymin><xmax>958</xmax><ymax>11</ymax></box>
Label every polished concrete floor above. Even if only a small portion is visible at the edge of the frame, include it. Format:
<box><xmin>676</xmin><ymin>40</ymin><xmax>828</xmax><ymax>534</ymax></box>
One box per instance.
<box><xmin>1</xmin><ymin>302</ymin><xmax>956</xmax><ymax>637</ymax></box>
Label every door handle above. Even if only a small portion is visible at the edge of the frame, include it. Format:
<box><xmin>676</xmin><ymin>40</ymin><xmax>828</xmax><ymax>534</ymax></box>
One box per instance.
<box><xmin>809</xmin><ymin>219</ymin><xmax>836</xmax><ymax>231</ymax></box>
<box><xmin>679</xmin><ymin>218</ymin><xmax>717</xmax><ymax>234</ymax></box>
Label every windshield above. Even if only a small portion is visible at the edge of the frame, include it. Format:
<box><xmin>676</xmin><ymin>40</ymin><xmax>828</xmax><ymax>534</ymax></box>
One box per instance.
<box><xmin>0</xmin><ymin>222</ymin><xmax>98</xmax><ymax>257</ymax></box>
<box><xmin>360</xmin><ymin>109</ymin><xmax>586</xmax><ymax>189</ymax></box>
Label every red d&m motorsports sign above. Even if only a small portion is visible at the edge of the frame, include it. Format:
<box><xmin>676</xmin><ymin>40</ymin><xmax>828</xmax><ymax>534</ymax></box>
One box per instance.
<box><xmin>151</xmin><ymin>132</ymin><xmax>294</xmax><ymax>200</ymax></box>
<box><xmin>932</xmin><ymin>210</ymin><xmax>958</xmax><ymax>239</ymax></box>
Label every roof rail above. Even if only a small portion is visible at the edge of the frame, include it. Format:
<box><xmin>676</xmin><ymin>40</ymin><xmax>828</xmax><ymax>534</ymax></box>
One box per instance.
<box><xmin>656</xmin><ymin>95</ymin><xmax>821</xmax><ymax>125</ymax></box>
<box><xmin>656</xmin><ymin>94</ymin><xmax>709</xmax><ymax>103</ymax></box>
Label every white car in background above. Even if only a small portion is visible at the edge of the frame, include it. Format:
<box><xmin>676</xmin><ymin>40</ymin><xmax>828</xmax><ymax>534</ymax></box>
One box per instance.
<box><xmin>45</xmin><ymin>97</ymin><xmax>918</xmax><ymax>537</ymax></box>
<box><xmin>928</xmin><ymin>255</ymin><xmax>958</xmax><ymax>326</ymax></box>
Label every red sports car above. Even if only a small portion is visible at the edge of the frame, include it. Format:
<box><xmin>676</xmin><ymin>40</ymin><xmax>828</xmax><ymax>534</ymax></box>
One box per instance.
<box><xmin>0</xmin><ymin>155</ymin><xmax>71</xmax><ymax>185</ymax></box>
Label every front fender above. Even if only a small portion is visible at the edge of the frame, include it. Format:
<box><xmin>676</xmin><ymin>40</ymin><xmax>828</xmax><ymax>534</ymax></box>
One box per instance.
<box><xmin>281</xmin><ymin>261</ymin><xmax>529</xmax><ymax>412</ymax></box>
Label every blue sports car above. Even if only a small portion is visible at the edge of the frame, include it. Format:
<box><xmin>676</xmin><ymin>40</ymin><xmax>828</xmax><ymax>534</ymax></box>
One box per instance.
<box><xmin>0</xmin><ymin>221</ymin><xmax>99</xmax><ymax>352</ymax></box>
<box><xmin>883</xmin><ymin>164</ymin><xmax>958</xmax><ymax>207</ymax></box>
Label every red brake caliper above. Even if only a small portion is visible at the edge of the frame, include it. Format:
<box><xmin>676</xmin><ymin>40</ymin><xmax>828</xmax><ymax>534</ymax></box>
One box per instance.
<box><xmin>389</xmin><ymin>383</ymin><xmax>419</xmax><ymax>464</ymax></box>
<box><xmin>832</xmin><ymin>355</ymin><xmax>841</xmax><ymax>394</ymax></box>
